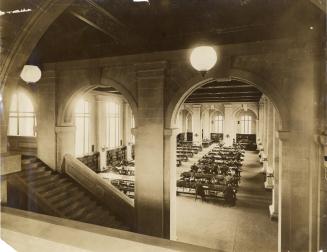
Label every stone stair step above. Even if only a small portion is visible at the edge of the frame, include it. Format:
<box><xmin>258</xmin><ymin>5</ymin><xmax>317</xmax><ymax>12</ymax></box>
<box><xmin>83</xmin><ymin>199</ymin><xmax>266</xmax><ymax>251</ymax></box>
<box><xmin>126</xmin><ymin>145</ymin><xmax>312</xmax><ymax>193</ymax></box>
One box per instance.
<box><xmin>68</xmin><ymin>201</ymin><xmax>98</xmax><ymax>220</ymax></box>
<box><xmin>22</xmin><ymin>170</ymin><xmax>53</xmax><ymax>182</ymax></box>
<box><xmin>36</xmin><ymin>177</ymin><xmax>71</xmax><ymax>194</ymax></box>
<box><xmin>57</xmin><ymin>192</ymin><xmax>86</xmax><ymax>212</ymax></box>
<box><xmin>21</xmin><ymin>157</ymin><xmax>37</xmax><ymax>165</ymax></box>
<box><xmin>30</xmin><ymin>174</ymin><xmax>60</xmax><ymax>188</ymax></box>
<box><xmin>22</xmin><ymin>161</ymin><xmax>44</xmax><ymax>170</ymax></box>
<box><xmin>20</xmin><ymin>166</ymin><xmax>48</xmax><ymax>176</ymax></box>
<box><xmin>90</xmin><ymin>208</ymin><xmax>118</xmax><ymax>226</ymax></box>
<box><xmin>15</xmin><ymin>156</ymin><xmax>130</xmax><ymax>231</ymax></box>
<box><xmin>62</xmin><ymin>197</ymin><xmax>93</xmax><ymax>217</ymax></box>
<box><xmin>82</xmin><ymin>206</ymin><xmax>106</xmax><ymax>223</ymax></box>
<box><xmin>47</xmin><ymin>186</ymin><xmax>81</xmax><ymax>204</ymax></box>
<box><xmin>41</xmin><ymin>181</ymin><xmax>75</xmax><ymax>198</ymax></box>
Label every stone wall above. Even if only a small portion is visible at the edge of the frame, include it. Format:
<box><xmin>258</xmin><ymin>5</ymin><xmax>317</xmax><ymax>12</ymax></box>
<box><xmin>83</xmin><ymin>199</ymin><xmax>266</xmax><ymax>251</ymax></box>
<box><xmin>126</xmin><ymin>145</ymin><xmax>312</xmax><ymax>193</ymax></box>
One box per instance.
<box><xmin>1</xmin><ymin>37</ymin><xmax>325</xmax><ymax>251</ymax></box>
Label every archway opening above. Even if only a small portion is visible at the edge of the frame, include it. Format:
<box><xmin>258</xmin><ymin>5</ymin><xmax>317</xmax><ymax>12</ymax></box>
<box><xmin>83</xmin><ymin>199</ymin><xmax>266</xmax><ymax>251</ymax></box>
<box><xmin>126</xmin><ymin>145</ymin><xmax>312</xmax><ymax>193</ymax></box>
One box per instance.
<box><xmin>171</xmin><ymin>79</ymin><xmax>280</xmax><ymax>251</ymax></box>
<box><xmin>71</xmin><ymin>86</ymin><xmax>137</xmax><ymax>201</ymax></box>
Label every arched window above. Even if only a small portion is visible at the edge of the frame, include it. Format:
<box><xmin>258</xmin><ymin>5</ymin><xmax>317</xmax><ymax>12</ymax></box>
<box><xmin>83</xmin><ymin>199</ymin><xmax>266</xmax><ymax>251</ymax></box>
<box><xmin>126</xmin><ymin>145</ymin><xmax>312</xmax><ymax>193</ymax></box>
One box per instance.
<box><xmin>106</xmin><ymin>101</ymin><xmax>121</xmax><ymax>148</ymax></box>
<box><xmin>240</xmin><ymin>115</ymin><xmax>252</xmax><ymax>134</ymax></box>
<box><xmin>213</xmin><ymin>114</ymin><xmax>224</xmax><ymax>133</ymax></box>
<box><xmin>8</xmin><ymin>91</ymin><xmax>36</xmax><ymax>136</ymax></box>
<box><xmin>75</xmin><ymin>99</ymin><xmax>90</xmax><ymax>156</ymax></box>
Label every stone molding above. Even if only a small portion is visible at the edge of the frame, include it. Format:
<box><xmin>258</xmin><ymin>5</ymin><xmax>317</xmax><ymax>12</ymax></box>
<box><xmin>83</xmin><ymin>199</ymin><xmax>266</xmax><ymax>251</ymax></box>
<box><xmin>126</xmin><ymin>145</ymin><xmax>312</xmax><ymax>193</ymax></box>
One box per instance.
<box><xmin>164</xmin><ymin>128</ymin><xmax>179</xmax><ymax>137</ymax></box>
<box><xmin>135</xmin><ymin>61</ymin><xmax>167</xmax><ymax>79</ymax></box>
<box><xmin>277</xmin><ymin>130</ymin><xmax>291</xmax><ymax>141</ymax></box>
<box><xmin>318</xmin><ymin>134</ymin><xmax>327</xmax><ymax>147</ymax></box>
<box><xmin>131</xmin><ymin>128</ymin><xmax>137</xmax><ymax>136</ymax></box>
<box><xmin>55</xmin><ymin>126</ymin><xmax>75</xmax><ymax>133</ymax></box>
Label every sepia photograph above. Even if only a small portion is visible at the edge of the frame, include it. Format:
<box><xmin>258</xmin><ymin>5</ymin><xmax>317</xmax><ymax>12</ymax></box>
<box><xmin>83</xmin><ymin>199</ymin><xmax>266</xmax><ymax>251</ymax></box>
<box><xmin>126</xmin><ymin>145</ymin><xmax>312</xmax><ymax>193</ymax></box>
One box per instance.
<box><xmin>0</xmin><ymin>0</ymin><xmax>326</xmax><ymax>251</ymax></box>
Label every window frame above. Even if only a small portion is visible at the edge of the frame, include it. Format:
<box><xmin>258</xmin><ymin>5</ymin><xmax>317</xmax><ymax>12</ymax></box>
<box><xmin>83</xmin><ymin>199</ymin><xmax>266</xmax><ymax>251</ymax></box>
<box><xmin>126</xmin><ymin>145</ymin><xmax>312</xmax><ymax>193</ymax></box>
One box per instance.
<box><xmin>106</xmin><ymin>101</ymin><xmax>121</xmax><ymax>149</ymax></box>
<box><xmin>74</xmin><ymin>99</ymin><xmax>91</xmax><ymax>157</ymax></box>
<box><xmin>8</xmin><ymin>91</ymin><xmax>36</xmax><ymax>137</ymax></box>
<box><xmin>240</xmin><ymin>115</ymin><xmax>252</xmax><ymax>134</ymax></box>
<box><xmin>213</xmin><ymin>114</ymin><xmax>224</xmax><ymax>133</ymax></box>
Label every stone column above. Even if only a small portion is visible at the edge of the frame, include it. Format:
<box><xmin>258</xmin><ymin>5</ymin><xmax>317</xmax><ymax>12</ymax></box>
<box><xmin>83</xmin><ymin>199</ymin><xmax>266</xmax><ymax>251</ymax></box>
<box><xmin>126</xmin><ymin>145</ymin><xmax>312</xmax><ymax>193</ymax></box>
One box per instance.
<box><xmin>95</xmin><ymin>96</ymin><xmax>107</xmax><ymax>170</ymax></box>
<box><xmin>163</xmin><ymin>128</ymin><xmax>178</xmax><ymax>240</ymax></box>
<box><xmin>202</xmin><ymin>109</ymin><xmax>210</xmax><ymax>140</ymax></box>
<box><xmin>55</xmin><ymin>126</ymin><xmax>75</xmax><ymax>172</ymax></box>
<box><xmin>261</xmin><ymin>97</ymin><xmax>269</xmax><ymax>165</ymax></box>
<box><xmin>278</xmin><ymin>130</ymin><xmax>320</xmax><ymax>252</ymax></box>
<box><xmin>134</xmin><ymin>61</ymin><xmax>166</xmax><ymax>237</ymax></box>
<box><xmin>125</xmin><ymin>104</ymin><xmax>133</xmax><ymax>161</ymax></box>
<box><xmin>37</xmin><ymin>70</ymin><xmax>56</xmax><ymax>169</ymax></box>
<box><xmin>224</xmin><ymin>104</ymin><xmax>234</xmax><ymax>146</ymax></box>
<box><xmin>265</xmin><ymin>101</ymin><xmax>274</xmax><ymax>188</ymax></box>
<box><xmin>258</xmin><ymin>99</ymin><xmax>264</xmax><ymax>153</ymax></box>
<box><xmin>192</xmin><ymin>104</ymin><xmax>202</xmax><ymax>145</ymax></box>
<box><xmin>269</xmin><ymin>109</ymin><xmax>279</xmax><ymax>219</ymax></box>
<box><xmin>319</xmin><ymin>133</ymin><xmax>327</xmax><ymax>250</ymax></box>
<box><xmin>119</xmin><ymin>100</ymin><xmax>125</xmax><ymax>146</ymax></box>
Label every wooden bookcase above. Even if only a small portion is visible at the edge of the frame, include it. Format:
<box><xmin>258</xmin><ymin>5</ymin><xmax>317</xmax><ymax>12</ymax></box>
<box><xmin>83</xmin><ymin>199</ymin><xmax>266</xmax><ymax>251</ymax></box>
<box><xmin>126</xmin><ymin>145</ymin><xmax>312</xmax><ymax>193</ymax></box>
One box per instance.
<box><xmin>77</xmin><ymin>152</ymin><xmax>100</xmax><ymax>172</ymax></box>
<box><xmin>106</xmin><ymin>146</ymin><xmax>127</xmax><ymax>167</ymax></box>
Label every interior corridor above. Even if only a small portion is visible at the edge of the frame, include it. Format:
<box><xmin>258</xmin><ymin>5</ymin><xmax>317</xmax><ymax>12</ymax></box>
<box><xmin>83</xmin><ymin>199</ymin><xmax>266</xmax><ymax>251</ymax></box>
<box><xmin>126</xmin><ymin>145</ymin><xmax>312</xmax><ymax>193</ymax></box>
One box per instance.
<box><xmin>176</xmin><ymin>151</ymin><xmax>278</xmax><ymax>252</ymax></box>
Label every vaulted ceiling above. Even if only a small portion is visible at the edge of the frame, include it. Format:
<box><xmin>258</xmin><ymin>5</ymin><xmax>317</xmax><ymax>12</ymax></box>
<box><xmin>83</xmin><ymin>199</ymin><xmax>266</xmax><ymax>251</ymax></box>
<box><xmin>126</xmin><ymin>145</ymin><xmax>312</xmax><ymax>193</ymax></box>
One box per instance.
<box><xmin>27</xmin><ymin>0</ymin><xmax>324</xmax><ymax>63</ymax></box>
<box><xmin>184</xmin><ymin>80</ymin><xmax>262</xmax><ymax>103</ymax></box>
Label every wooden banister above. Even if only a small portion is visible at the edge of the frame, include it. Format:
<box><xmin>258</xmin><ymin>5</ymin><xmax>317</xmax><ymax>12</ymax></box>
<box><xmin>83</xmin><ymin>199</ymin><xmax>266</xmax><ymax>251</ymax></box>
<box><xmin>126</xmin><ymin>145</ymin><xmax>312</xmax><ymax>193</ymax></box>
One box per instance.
<box><xmin>62</xmin><ymin>154</ymin><xmax>135</xmax><ymax>229</ymax></box>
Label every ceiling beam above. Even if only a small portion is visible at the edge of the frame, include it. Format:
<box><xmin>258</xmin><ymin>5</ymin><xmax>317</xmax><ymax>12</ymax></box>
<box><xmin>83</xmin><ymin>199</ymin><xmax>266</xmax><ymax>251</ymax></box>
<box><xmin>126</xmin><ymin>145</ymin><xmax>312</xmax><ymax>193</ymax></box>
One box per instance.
<box><xmin>194</xmin><ymin>88</ymin><xmax>261</xmax><ymax>95</ymax></box>
<box><xmin>190</xmin><ymin>91</ymin><xmax>262</xmax><ymax>96</ymax></box>
<box><xmin>70</xmin><ymin>11</ymin><xmax>120</xmax><ymax>42</ymax></box>
<box><xmin>187</xmin><ymin>95</ymin><xmax>260</xmax><ymax>100</ymax></box>
<box><xmin>186</xmin><ymin>96</ymin><xmax>259</xmax><ymax>99</ymax></box>
<box><xmin>309</xmin><ymin>0</ymin><xmax>327</xmax><ymax>13</ymax></box>
<box><xmin>185</xmin><ymin>99</ymin><xmax>259</xmax><ymax>103</ymax></box>
<box><xmin>186</xmin><ymin>96</ymin><xmax>260</xmax><ymax>100</ymax></box>
<box><xmin>198</xmin><ymin>85</ymin><xmax>254</xmax><ymax>89</ymax></box>
<box><xmin>69</xmin><ymin>0</ymin><xmax>142</xmax><ymax>44</ymax></box>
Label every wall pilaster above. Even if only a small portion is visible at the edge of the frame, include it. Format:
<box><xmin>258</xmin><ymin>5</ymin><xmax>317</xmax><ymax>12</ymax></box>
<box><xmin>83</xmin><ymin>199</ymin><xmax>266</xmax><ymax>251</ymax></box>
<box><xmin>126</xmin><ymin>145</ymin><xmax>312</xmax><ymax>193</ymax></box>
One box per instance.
<box><xmin>55</xmin><ymin>126</ymin><xmax>75</xmax><ymax>172</ymax></box>
<box><xmin>192</xmin><ymin>104</ymin><xmax>202</xmax><ymax>144</ymax></box>
<box><xmin>134</xmin><ymin>61</ymin><xmax>166</xmax><ymax>237</ymax></box>
<box><xmin>223</xmin><ymin>104</ymin><xmax>234</xmax><ymax>146</ymax></box>
<box><xmin>37</xmin><ymin>70</ymin><xmax>56</xmax><ymax>169</ymax></box>
<box><xmin>269</xmin><ymin>109</ymin><xmax>280</xmax><ymax>219</ymax></box>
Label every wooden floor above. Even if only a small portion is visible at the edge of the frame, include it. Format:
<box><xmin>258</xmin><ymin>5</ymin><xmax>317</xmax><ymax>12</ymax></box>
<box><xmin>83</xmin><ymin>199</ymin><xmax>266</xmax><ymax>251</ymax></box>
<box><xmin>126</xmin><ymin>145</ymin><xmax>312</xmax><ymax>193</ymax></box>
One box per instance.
<box><xmin>176</xmin><ymin>150</ymin><xmax>278</xmax><ymax>252</ymax></box>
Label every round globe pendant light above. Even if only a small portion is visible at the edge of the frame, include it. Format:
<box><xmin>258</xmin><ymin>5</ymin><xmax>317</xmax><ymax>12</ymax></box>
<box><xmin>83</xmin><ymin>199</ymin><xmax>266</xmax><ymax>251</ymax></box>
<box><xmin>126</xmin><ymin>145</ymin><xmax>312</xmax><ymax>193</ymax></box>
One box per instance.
<box><xmin>190</xmin><ymin>46</ymin><xmax>217</xmax><ymax>76</ymax></box>
<box><xmin>20</xmin><ymin>65</ymin><xmax>42</xmax><ymax>83</ymax></box>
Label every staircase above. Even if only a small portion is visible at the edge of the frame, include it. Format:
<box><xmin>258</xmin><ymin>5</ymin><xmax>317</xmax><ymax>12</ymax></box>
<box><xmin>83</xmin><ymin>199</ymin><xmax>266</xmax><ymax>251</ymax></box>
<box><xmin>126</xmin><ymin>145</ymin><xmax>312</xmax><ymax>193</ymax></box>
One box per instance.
<box><xmin>7</xmin><ymin>155</ymin><xmax>130</xmax><ymax>231</ymax></box>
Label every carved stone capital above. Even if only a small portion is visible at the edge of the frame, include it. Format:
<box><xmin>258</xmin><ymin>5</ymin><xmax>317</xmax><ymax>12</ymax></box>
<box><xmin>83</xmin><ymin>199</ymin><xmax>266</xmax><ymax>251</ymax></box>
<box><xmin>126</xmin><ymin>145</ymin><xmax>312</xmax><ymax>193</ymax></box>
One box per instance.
<box><xmin>135</xmin><ymin>61</ymin><xmax>167</xmax><ymax>79</ymax></box>
<box><xmin>164</xmin><ymin>128</ymin><xmax>179</xmax><ymax>137</ymax></box>
<box><xmin>277</xmin><ymin>130</ymin><xmax>291</xmax><ymax>141</ymax></box>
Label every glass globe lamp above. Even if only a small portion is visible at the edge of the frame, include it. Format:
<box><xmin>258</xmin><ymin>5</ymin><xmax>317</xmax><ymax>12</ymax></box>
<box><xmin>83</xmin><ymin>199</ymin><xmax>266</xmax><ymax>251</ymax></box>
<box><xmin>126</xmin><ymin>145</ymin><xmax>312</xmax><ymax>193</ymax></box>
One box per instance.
<box><xmin>20</xmin><ymin>65</ymin><xmax>42</xmax><ymax>83</ymax></box>
<box><xmin>190</xmin><ymin>46</ymin><xmax>217</xmax><ymax>76</ymax></box>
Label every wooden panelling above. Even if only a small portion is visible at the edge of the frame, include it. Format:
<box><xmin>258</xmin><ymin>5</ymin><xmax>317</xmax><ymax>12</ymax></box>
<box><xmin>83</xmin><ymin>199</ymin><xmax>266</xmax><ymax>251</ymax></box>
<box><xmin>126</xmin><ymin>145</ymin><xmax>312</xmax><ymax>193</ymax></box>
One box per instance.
<box><xmin>7</xmin><ymin>136</ymin><xmax>37</xmax><ymax>155</ymax></box>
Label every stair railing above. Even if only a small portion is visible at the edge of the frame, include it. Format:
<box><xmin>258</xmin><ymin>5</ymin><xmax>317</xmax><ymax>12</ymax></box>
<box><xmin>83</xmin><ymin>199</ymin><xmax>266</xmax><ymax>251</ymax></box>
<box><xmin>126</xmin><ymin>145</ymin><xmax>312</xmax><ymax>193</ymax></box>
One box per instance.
<box><xmin>62</xmin><ymin>154</ymin><xmax>135</xmax><ymax>229</ymax></box>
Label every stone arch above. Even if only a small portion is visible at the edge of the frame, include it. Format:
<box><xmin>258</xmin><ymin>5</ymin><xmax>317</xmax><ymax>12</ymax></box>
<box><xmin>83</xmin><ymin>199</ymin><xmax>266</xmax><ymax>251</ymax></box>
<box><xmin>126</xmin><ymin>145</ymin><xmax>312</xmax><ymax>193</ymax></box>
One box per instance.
<box><xmin>166</xmin><ymin>69</ymin><xmax>288</xmax><ymax>131</ymax></box>
<box><xmin>179</xmin><ymin>106</ymin><xmax>193</xmax><ymax>116</ymax></box>
<box><xmin>233</xmin><ymin>106</ymin><xmax>258</xmax><ymax>119</ymax></box>
<box><xmin>59</xmin><ymin>79</ymin><xmax>138</xmax><ymax>127</ymax></box>
<box><xmin>165</xmin><ymin>68</ymin><xmax>287</xmax><ymax>242</ymax></box>
<box><xmin>209</xmin><ymin>108</ymin><xmax>225</xmax><ymax>119</ymax></box>
<box><xmin>0</xmin><ymin>1</ymin><xmax>74</xmax><ymax>153</ymax></box>
<box><xmin>0</xmin><ymin>1</ymin><xmax>73</xmax><ymax>94</ymax></box>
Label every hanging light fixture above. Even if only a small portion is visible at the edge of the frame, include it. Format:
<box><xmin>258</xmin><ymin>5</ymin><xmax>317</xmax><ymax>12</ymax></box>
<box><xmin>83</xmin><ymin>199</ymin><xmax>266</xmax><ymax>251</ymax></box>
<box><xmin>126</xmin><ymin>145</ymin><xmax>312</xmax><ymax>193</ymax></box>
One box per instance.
<box><xmin>20</xmin><ymin>65</ymin><xmax>42</xmax><ymax>83</ymax></box>
<box><xmin>190</xmin><ymin>46</ymin><xmax>217</xmax><ymax>77</ymax></box>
